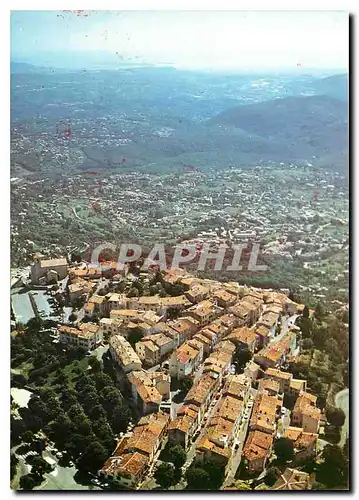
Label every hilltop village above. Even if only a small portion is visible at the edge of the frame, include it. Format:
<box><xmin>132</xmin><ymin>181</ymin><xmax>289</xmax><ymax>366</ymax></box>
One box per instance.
<box><xmin>11</xmin><ymin>255</ymin><xmax>349</xmax><ymax>491</ymax></box>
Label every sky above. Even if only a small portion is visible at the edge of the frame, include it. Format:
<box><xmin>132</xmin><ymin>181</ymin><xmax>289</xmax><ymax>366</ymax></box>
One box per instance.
<box><xmin>10</xmin><ymin>10</ymin><xmax>349</xmax><ymax>71</ymax></box>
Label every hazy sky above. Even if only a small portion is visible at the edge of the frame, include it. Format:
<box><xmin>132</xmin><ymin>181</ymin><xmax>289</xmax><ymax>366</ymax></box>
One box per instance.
<box><xmin>11</xmin><ymin>10</ymin><xmax>349</xmax><ymax>71</ymax></box>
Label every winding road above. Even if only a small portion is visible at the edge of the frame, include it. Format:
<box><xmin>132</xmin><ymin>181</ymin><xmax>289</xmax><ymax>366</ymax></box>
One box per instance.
<box><xmin>335</xmin><ymin>388</ymin><xmax>349</xmax><ymax>446</ymax></box>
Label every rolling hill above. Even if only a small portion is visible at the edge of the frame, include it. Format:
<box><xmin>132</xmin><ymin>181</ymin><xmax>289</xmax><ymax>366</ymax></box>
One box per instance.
<box><xmin>209</xmin><ymin>95</ymin><xmax>348</xmax><ymax>169</ymax></box>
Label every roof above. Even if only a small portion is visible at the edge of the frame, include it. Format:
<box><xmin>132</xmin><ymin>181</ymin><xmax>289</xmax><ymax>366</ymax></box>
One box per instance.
<box><xmin>229</xmin><ymin>302</ymin><xmax>253</xmax><ymax>318</ymax></box>
<box><xmin>139</xmin><ymin>296</ymin><xmax>162</xmax><ymax>305</ymax></box>
<box><xmin>142</xmin><ymin>341</ymin><xmax>159</xmax><ymax>354</ymax></box>
<box><xmin>109</xmin><ymin>335</ymin><xmax>142</xmax><ymax>367</ymax></box>
<box><xmin>225</xmin><ymin>326</ymin><xmax>257</xmax><ymax>346</ymax></box>
<box><xmin>258</xmin><ymin>311</ymin><xmax>279</xmax><ymax>328</ymax></box>
<box><xmin>290</xmin><ymin>378</ymin><xmax>307</xmax><ymax>391</ymax></box>
<box><xmin>265</xmin><ymin>368</ymin><xmax>292</xmax><ymax>380</ymax></box>
<box><xmin>127</xmin><ymin>371</ymin><xmax>169</xmax><ymax>405</ymax></box>
<box><xmin>243</xmin><ymin>430</ymin><xmax>273</xmax><ymax>462</ymax></box>
<box><xmin>151</xmin><ymin>333</ymin><xmax>173</xmax><ymax>348</ymax></box>
<box><xmin>196</xmin><ymin>436</ymin><xmax>231</xmax><ymax>459</ymax></box>
<box><xmin>168</xmin><ymin>414</ymin><xmax>196</xmax><ymax>434</ymax></box>
<box><xmin>39</xmin><ymin>258</ymin><xmax>67</xmax><ymax>268</ymax></box>
<box><xmin>250</xmin><ymin>393</ymin><xmax>282</xmax><ymax>432</ymax></box>
<box><xmin>213</xmin><ymin>395</ymin><xmax>244</xmax><ymax>422</ymax></box>
<box><xmin>125</xmin><ymin>412</ymin><xmax>169</xmax><ymax>456</ymax></box>
<box><xmin>174</xmin><ymin>340</ymin><xmax>201</xmax><ymax>365</ymax></box>
<box><xmin>185</xmin><ymin>373</ymin><xmax>217</xmax><ymax>406</ymax></box>
<box><xmin>169</xmin><ymin>317</ymin><xmax>198</xmax><ymax>334</ymax></box>
<box><xmin>258</xmin><ymin>378</ymin><xmax>280</xmax><ymax>394</ymax></box>
<box><xmin>206</xmin><ymin>415</ymin><xmax>234</xmax><ymax>438</ymax></box>
<box><xmin>293</xmin><ymin>392</ymin><xmax>320</xmax><ymax>421</ymax></box>
<box><xmin>186</xmin><ymin>284</ymin><xmax>210</xmax><ymax>299</ymax></box>
<box><xmin>89</xmin><ymin>295</ymin><xmax>105</xmax><ymax>305</ymax></box>
<box><xmin>100</xmin><ymin>451</ymin><xmax>149</xmax><ymax>478</ymax></box>
<box><xmin>212</xmin><ymin>289</ymin><xmax>236</xmax><ymax>303</ymax></box>
<box><xmin>255</xmin><ymin>325</ymin><xmax>270</xmax><ymax>338</ymax></box>
<box><xmin>161</xmin><ymin>295</ymin><xmax>191</xmax><ymax>307</ymax></box>
<box><xmin>213</xmin><ymin>340</ymin><xmax>236</xmax><ymax>355</ymax></box>
<box><xmin>284</xmin><ymin>426</ymin><xmax>318</xmax><ymax>450</ymax></box>
<box><xmin>68</xmin><ymin>281</ymin><xmax>91</xmax><ymax>294</ymax></box>
<box><xmin>254</xmin><ymin>346</ymin><xmax>285</xmax><ymax>364</ymax></box>
<box><xmin>110</xmin><ymin>309</ymin><xmax>139</xmax><ymax>318</ymax></box>
<box><xmin>223</xmin><ymin>374</ymin><xmax>250</xmax><ymax>400</ymax></box>
<box><xmin>59</xmin><ymin>323</ymin><xmax>99</xmax><ymax>340</ymax></box>
<box><xmin>272</xmin><ymin>468</ymin><xmax>312</xmax><ymax>491</ymax></box>
<box><xmin>192</xmin><ymin>333</ymin><xmax>212</xmax><ymax>346</ymax></box>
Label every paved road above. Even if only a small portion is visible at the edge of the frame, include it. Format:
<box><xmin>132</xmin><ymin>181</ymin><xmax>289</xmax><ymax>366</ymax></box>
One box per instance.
<box><xmin>335</xmin><ymin>388</ymin><xmax>349</xmax><ymax>446</ymax></box>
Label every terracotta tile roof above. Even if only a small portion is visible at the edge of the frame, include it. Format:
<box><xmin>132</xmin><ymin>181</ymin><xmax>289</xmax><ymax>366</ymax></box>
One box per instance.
<box><xmin>272</xmin><ymin>468</ymin><xmax>312</xmax><ymax>490</ymax></box>
<box><xmin>125</xmin><ymin>412</ymin><xmax>169</xmax><ymax>455</ymax></box>
<box><xmin>109</xmin><ymin>335</ymin><xmax>142</xmax><ymax>367</ymax></box>
<box><xmin>196</xmin><ymin>436</ymin><xmax>231</xmax><ymax>459</ymax></box>
<box><xmin>225</xmin><ymin>326</ymin><xmax>257</xmax><ymax>346</ymax></box>
<box><xmin>250</xmin><ymin>393</ymin><xmax>282</xmax><ymax>432</ymax></box>
<box><xmin>185</xmin><ymin>373</ymin><xmax>217</xmax><ymax>406</ymax></box>
<box><xmin>258</xmin><ymin>378</ymin><xmax>280</xmax><ymax>394</ymax></box>
<box><xmin>265</xmin><ymin>368</ymin><xmax>292</xmax><ymax>380</ymax></box>
<box><xmin>284</xmin><ymin>426</ymin><xmax>318</xmax><ymax>450</ymax></box>
<box><xmin>243</xmin><ymin>430</ymin><xmax>273</xmax><ymax>462</ymax></box>
<box><xmin>212</xmin><ymin>289</ymin><xmax>236</xmax><ymax>303</ymax></box>
<box><xmin>293</xmin><ymin>392</ymin><xmax>320</xmax><ymax>421</ymax></box>
<box><xmin>175</xmin><ymin>341</ymin><xmax>201</xmax><ymax>365</ymax></box>
<box><xmin>127</xmin><ymin>371</ymin><xmax>169</xmax><ymax>405</ymax></box>
<box><xmin>100</xmin><ymin>451</ymin><xmax>149</xmax><ymax>478</ymax></box>
<box><xmin>168</xmin><ymin>414</ymin><xmax>196</xmax><ymax>434</ymax></box>
<box><xmin>213</xmin><ymin>395</ymin><xmax>244</xmax><ymax>422</ymax></box>
<box><xmin>258</xmin><ymin>312</ymin><xmax>279</xmax><ymax>328</ymax></box>
<box><xmin>223</xmin><ymin>374</ymin><xmax>250</xmax><ymax>400</ymax></box>
<box><xmin>255</xmin><ymin>325</ymin><xmax>270</xmax><ymax>338</ymax></box>
<box><xmin>289</xmin><ymin>379</ymin><xmax>307</xmax><ymax>392</ymax></box>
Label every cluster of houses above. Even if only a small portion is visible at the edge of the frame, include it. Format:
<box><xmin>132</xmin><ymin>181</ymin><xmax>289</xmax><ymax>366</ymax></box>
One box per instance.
<box><xmin>29</xmin><ymin>257</ymin><xmax>323</xmax><ymax>490</ymax></box>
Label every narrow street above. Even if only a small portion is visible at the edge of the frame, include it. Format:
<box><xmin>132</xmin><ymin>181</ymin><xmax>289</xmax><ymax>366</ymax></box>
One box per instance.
<box><xmin>223</xmin><ymin>394</ymin><xmax>254</xmax><ymax>487</ymax></box>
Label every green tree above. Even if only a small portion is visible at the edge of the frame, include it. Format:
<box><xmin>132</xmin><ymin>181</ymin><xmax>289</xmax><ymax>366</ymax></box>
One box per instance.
<box><xmin>274</xmin><ymin>437</ymin><xmax>294</xmax><ymax>463</ymax></box>
<box><xmin>168</xmin><ymin>445</ymin><xmax>186</xmax><ymax>469</ymax></box>
<box><xmin>181</xmin><ymin>376</ymin><xmax>193</xmax><ymax>393</ymax></box>
<box><xmin>101</xmin><ymin>386</ymin><xmax>123</xmax><ymax>410</ymax></box>
<box><xmin>93</xmin><ymin>372</ymin><xmax>113</xmax><ymax>391</ymax></box>
<box><xmin>314</xmin><ymin>302</ymin><xmax>326</xmax><ymax>321</ymax></box>
<box><xmin>127</xmin><ymin>287</ymin><xmax>139</xmax><ymax>298</ymax></box>
<box><xmin>26</xmin><ymin>317</ymin><xmax>43</xmax><ymax>334</ymax></box>
<box><xmin>77</xmin><ymin>440</ymin><xmax>108</xmax><ymax>473</ymax></box>
<box><xmin>127</xmin><ymin>327</ymin><xmax>143</xmax><ymax>348</ymax></box>
<box><xmin>22</xmin><ymin>430</ymin><xmax>35</xmax><ymax>443</ymax></box>
<box><xmin>154</xmin><ymin>462</ymin><xmax>177</xmax><ymax>489</ymax></box>
<box><xmin>110</xmin><ymin>404</ymin><xmax>132</xmax><ymax>433</ymax></box>
<box><xmin>19</xmin><ymin>474</ymin><xmax>36</xmax><ymax>490</ymax></box>
<box><xmin>202</xmin><ymin>459</ymin><xmax>225</xmax><ymax>489</ymax></box>
<box><xmin>302</xmin><ymin>305</ymin><xmax>310</xmax><ymax>318</ymax></box>
<box><xmin>185</xmin><ymin>467</ymin><xmax>210</xmax><ymax>490</ymax></box>
<box><xmin>233</xmin><ymin>347</ymin><xmax>252</xmax><ymax>372</ymax></box>
<box><xmin>316</xmin><ymin>444</ymin><xmax>348</xmax><ymax>488</ymax></box>
<box><xmin>312</xmin><ymin>324</ymin><xmax>327</xmax><ymax>350</ymax></box>
<box><xmin>264</xmin><ymin>466</ymin><xmax>281</xmax><ymax>486</ymax></box>
<box><xmin>326</xmin><ymin>406</ymin><xmax>346</xmax><ymax>428</ymax></box>
<box><xmin>69</xmin><ymin>312</ymin><xmax>77</xmax><ymax>323</ymax></box>
<box><xmin>89</xmin><ymin>357</ymin><xmax>102</xmax><ymax>373</ymax></box>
